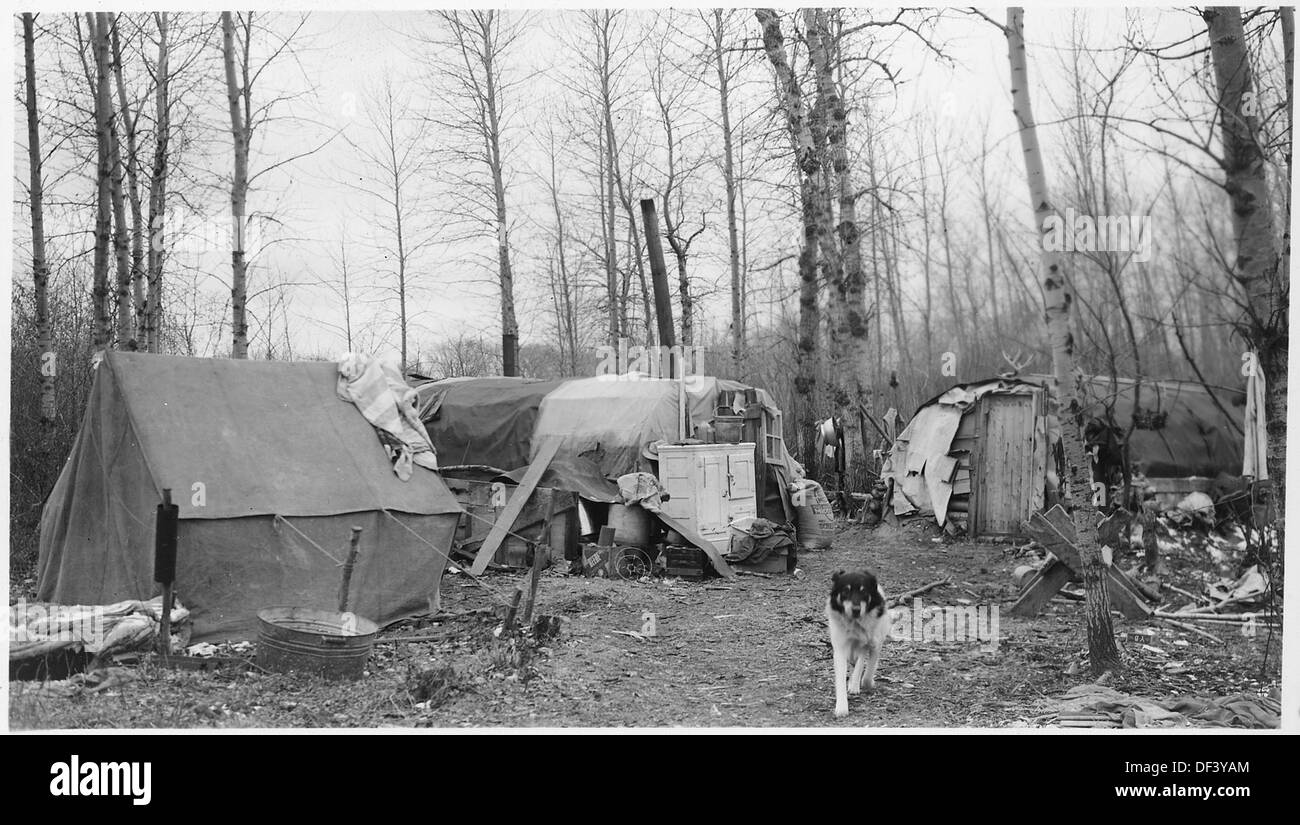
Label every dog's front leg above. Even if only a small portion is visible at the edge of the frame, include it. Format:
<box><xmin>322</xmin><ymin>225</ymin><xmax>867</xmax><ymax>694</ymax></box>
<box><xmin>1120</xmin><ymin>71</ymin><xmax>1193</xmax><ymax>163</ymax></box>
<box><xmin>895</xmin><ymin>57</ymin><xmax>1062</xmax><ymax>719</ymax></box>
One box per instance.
<box><xmin>861</xmin><ymin>644</ymin><xmax>880</xmax><ymax>693</ymax></box>
<box><xmin>833</xmin><ymin>651</ymin><xmax>850</xmax><ymax>717</ymax></box>
<box><xmin>848</xmin><ymin>655</ymin><xmax>866</xmax><ymax>695</ymax></box>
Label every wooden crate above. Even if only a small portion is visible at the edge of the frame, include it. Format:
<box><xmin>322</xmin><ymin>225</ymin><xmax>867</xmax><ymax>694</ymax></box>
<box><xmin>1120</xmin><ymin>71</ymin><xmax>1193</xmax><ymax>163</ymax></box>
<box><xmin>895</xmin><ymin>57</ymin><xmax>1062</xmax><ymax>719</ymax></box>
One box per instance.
<box><xmin>444</xmin><ymin>477</ymin><xmax>578</xmax><ymax>569</ymax></box>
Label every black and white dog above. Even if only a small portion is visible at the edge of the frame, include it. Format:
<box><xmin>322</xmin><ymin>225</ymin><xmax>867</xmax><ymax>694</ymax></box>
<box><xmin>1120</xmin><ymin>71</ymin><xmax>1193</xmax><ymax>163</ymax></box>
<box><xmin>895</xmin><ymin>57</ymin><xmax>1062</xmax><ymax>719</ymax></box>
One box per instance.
<box><xmin>826</xmin><ymin>569</ymin><xmax>889</xmax><ymax>718</ymax></box>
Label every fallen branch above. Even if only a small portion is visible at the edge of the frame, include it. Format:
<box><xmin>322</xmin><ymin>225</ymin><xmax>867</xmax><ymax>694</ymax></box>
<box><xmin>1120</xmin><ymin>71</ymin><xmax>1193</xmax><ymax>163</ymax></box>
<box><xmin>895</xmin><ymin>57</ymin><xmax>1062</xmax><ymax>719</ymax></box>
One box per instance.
<box><xmin>1154</xmin><ymin>610</ymin><xmax>1278</xmax><ymax>626</ymax></box>
<box><xmin>1165</xmin><ymin>584</ymin><xmax>1209</xmax><ymax>605</ymax></box>
<box><xmin>1158</xmin><ymin>617</ymin><xmax>1224</xmax><ymax>645</ymax></box>
<box><xmin>1182</xmin><ymin>593</ymin><xmax>1267</xmax><ymax>614</ymax></box>
<box><xmin>888</xmin><ymin>578</ymin><xmax>951</xmax><ymax>607</ymax></box>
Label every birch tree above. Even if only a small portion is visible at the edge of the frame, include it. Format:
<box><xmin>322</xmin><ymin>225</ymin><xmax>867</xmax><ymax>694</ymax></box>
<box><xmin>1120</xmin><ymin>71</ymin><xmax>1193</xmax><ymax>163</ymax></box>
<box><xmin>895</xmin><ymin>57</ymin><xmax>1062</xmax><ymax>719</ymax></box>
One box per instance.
<box><xmin>1203</xmin><ymin>6</ymin><xmax>1287</xmax><ymax>521</ymax></box>
<box><xmin>86</xmin><ymin>12</ymin><xmax>114</xmax><ymax>351</ymax></box>
<box><xmin>1002</xmin><ymin>7</ymin><xmax>1121</xmax><ymax>674</ymax></box>
<box><xmin>23</xmin><ymin>13</ymin><xmax>55</xmax><ymax>422</ymax></box>
<box><xmin>220</xmin><ymin>11</ymin><xmax>250</xmax><ymax>358</ymax></box>
<box><xmin>756</xmin><ymin>8</ymin><xmax>822</xmax><ymax>466</ymax></box>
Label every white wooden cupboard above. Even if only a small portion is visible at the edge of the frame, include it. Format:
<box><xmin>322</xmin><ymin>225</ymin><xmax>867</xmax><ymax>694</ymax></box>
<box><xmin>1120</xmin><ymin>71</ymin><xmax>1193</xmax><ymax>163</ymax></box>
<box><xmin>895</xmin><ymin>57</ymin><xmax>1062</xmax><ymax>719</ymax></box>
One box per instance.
<box><xmin>656</xmin><ymin>443</ymin><xmax>758</xmax><ymax>551</ymax></box>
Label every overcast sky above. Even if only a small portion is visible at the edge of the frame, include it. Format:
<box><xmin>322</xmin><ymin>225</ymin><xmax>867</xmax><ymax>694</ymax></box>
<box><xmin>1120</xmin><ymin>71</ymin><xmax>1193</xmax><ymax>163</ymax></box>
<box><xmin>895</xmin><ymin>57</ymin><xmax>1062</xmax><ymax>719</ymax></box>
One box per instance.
<box><xmin>9</xmin><ymin>4</ymin><xmax>1218</xmax><ymax>369</ymax></box>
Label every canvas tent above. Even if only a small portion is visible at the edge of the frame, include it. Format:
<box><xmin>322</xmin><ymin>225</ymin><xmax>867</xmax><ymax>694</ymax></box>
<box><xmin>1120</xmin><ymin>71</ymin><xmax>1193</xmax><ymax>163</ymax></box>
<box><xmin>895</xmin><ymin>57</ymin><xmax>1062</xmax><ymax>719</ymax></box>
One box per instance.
<box><xmin>37</xmin><ymin>352</ymin><xmax>462</xmax><ymax>642</ymax></box>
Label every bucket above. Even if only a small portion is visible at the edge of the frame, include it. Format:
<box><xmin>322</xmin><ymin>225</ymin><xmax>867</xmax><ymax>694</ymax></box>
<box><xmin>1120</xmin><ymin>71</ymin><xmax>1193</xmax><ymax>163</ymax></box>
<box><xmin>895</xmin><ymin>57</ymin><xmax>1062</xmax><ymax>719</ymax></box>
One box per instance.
<box><xmin>792</xmin><ymin>480</ymin><xmax>835</xmax><ymax>550</ymax></box>
<box><xmin>608</xmin><ymin>503</ymin><xmax>651</xmax><ymax>547</ymax></box>
<box><xmin>256</xmin><ymin>607</ymin><xmax>378</xmax><ymax>680</ymax></box>
<box><xmin>713</xmin><ymin>415</ymin><xmax>743</xmax><ymax>443</ymax></box>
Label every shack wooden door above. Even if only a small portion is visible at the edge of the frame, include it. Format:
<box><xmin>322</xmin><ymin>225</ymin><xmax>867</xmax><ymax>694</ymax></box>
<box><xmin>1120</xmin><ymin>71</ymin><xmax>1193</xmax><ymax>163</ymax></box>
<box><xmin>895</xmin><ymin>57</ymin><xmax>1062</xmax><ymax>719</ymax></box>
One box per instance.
<box><xmin>971</xmin><ymin>394</ymin><xmax>1037</xmax><ymax>537</ymax></box>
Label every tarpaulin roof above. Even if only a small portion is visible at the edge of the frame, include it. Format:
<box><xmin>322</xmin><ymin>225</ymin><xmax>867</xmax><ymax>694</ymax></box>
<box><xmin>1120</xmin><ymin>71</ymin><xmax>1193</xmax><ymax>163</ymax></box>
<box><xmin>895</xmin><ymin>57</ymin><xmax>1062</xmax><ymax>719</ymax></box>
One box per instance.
<box><xmin>414</xmin><ymin>376</ymin><xmax>566</xmax><ymax>471</ymax></box>
<box><xmin>37</xmin><ymin>352</ymin><xmax>460</xmax><ymax>640</ymax></box>
<box><xmin>417</xmin><ymin>374</ymin><xmax>801</xmax><ymax>494</ymax></box>
<box><xmin>531</xmin><ymin>376</ymin><xmax>802</xmax><ymax>482</ymax></box>
<box><xmin>1075</xmin><ymin>376</ymin><xmax>1245</xmax><ymax>478</ymax></box>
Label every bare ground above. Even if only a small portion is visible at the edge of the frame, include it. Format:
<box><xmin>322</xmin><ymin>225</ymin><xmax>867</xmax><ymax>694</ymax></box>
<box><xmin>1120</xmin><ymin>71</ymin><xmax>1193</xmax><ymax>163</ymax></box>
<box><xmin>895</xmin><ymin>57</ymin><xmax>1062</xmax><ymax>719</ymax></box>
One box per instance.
<box><xmin>9</xmin><ymin>521</ymin><xmax>1281</xmax><ymax>729</ymax></box>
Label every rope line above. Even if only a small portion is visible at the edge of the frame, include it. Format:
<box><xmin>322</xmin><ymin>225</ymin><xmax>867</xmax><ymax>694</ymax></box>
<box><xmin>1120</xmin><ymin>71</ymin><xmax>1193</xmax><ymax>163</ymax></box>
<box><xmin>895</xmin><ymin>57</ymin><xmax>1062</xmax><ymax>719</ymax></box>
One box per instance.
<box><xmin>381</xmin><ymin>510</ymin><xmax>516</xmax><ymax>609</ymax></box>
<box><xmin>273</xmin><ymin>515</ymin><xmax>343</xmax><ymax>565</ymax></box>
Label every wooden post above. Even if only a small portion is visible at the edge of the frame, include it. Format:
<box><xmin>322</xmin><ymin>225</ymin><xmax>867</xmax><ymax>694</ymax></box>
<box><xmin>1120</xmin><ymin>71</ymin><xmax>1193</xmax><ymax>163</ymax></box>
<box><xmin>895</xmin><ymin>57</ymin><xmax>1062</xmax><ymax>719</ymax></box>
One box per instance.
<box><xmin>154</xmin><ymin>488</ymin><xmax>178</xmax><ymax>656</ymax></box>
<box><xmin>338</xmin><ymin>526</ymin><xmax>362</xmax><ymax>613</ymax></box>
<box><xmin>522</xmin><ymin>496</ymin><xmax>556</xmax><ymax>625</ymax></box>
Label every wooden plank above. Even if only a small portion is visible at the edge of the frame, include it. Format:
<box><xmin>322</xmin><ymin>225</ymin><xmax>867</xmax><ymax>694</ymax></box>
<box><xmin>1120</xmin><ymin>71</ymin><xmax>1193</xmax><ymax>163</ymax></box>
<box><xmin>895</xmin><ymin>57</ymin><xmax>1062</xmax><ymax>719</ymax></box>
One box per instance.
<box><xmin>1009</xmin><ymin>558</ymin><xmax>1073</xmax><ymax>617</ymax></box>
<box><xmin>1026</xmin><ymin>507</ymin><xmax>1152</xmax><ymax>620</ymax></box>
<box><xmin>655</xmin><ymin>512</ymin><xmax>736</xmax><ymax>579</ymax></box>
<box><xmin>469</xmin><ymin>437</ymin><xmax>561</xmax><ymax>575</ymax></box>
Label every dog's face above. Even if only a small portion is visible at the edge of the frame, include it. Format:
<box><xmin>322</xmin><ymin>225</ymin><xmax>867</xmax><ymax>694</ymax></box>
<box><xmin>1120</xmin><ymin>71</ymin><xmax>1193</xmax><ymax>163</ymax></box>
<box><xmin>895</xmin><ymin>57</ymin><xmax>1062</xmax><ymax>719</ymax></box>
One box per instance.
<box><xmin>829</xmin><ymin>569</ymin><xmax>884</xmax><ymax>621</ymax></box>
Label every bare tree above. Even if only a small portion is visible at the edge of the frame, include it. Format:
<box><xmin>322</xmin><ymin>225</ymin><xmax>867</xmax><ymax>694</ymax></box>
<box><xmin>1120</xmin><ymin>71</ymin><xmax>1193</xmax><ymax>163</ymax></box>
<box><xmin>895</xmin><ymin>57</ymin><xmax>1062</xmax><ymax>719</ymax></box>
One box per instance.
<box><xmin>1204</xmin><ymin>6</ymin><xmax>1287</xmax><ymax>517</ymax></box>
<box><xmin>704</xmin><ymin>9</ymin><xmax>747</xmax><ymax>369</ymax></box>
<box><xmin>423</xmin><ymin>10</ymin><xmax>529</xmax><ymax>375</ymax></box>
<box><xmin>346</xmin><ymin>72</ymin><xmax>436</xmax><ymax>373</ymax></box>
<box><xmin>1002</xmin><ymin>7</ymin><xmax>1121</xmax><ymax>674</ymax></box>
<box><xmin>23</xmin><ymin>13</ymin><xmax>55</xmax><ymax>422</ymax></box>
<box><xmin>85</xmin><ymin>12</ymin><xmax>115</xmax><ymax>351</ymax></box>
<box><xmin>220</xmin><ymin>11</ymin><xmax>250</xmax><ymax>358</ymax></box>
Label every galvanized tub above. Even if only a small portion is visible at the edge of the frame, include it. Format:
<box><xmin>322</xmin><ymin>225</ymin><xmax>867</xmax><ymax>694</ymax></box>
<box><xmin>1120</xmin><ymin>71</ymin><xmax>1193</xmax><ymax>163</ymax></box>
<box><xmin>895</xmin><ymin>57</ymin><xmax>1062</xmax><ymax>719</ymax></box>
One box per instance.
<box><xmin>256</xmin><ymin>607</ymin><xmax>378</xmax><ymax>680</ymax></box>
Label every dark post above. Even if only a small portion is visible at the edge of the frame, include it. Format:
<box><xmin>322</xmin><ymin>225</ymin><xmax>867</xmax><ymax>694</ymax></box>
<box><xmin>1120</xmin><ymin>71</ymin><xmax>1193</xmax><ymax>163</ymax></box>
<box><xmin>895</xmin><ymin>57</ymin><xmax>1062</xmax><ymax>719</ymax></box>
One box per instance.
<box><xmin>154</xmin><ymin>488</ymin><xmax>179</xmax><ymax>655</ymax></box>
<box><xmin>502</xmin><ymin>332</ymin><xmax>518</xmax><ymax>377</ymax></box>
<box><xmin>640</xmin><ymin>198</ymin><xmax>676</xmax><ymax>357</ymax></box>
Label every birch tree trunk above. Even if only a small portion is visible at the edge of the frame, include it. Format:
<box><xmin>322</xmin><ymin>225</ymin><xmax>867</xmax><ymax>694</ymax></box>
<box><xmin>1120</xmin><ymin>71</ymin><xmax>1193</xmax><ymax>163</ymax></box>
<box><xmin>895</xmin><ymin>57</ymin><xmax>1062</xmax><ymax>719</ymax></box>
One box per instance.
<box><xmin>221</xmin><ymin>11</ymin><xmax>250</xmax><ymax>359</ymax></box>
<box><xmin>88</xmin><ymin>12</ymin><xmax>114</xmax><ymax>351</ymax></box>
<box><xmin>1204</xmin><ymin>7</ymin><xmax>1286</xmax><ymax>527</ymax></box>
<box><xmin>809</xmin><ymin>9</ymin><xmax>870</xmax><ymax>428</ymax></box>
<box><xmin>111</xmin><ymin>17</ymin><xmax>145</xmax><ymax>347</ymax></box>
<box><xmin>145</xmin><ymin>11</ymin><xmax>170</xmax><ymax>353</ymax></box>
<box><xmin>24</xmin><ymin>13</ymin><xmax>54</xmax><ymax>422</ymax></box>
<box><xmin>1006</xmin><ymin>7</ymin><xmax>1121</xmax><ymax>675</ymax></box>
<box><xmin>101</xmin><ymin>14</ymin><xmax>132</xmax><ymax>348</ymax></box>
<box><xmin>756</xmin><ymin>8</ymin><xmax>822</xmax><ymax>467</ymax></box>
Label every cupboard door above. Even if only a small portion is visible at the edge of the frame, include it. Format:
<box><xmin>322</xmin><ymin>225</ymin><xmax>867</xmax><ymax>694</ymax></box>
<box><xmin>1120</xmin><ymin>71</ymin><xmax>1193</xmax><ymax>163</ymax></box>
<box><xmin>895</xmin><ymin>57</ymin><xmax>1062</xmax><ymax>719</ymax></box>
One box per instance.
<box><xmin>698</xmin><ymin>454</ymin><xmax>726</xmax><ymax>532</ymax></box>
<box><xmin>726</xmin><ymin>451</ymin><xmax>757</xmax><ymax>521</ymax></box>
<box><xmin>659</xmin><ymin>451</ymin><xmax>695</xmax><ymax>523</ymax></box>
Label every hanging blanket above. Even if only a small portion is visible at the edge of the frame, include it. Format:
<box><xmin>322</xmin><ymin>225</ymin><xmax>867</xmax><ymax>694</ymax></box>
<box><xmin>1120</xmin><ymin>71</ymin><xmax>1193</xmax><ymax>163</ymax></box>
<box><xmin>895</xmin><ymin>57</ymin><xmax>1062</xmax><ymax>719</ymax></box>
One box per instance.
<box><xmin>337</xmin><ymin>353</ymin><xmax>438</xmax><ymax>479</ymax></box>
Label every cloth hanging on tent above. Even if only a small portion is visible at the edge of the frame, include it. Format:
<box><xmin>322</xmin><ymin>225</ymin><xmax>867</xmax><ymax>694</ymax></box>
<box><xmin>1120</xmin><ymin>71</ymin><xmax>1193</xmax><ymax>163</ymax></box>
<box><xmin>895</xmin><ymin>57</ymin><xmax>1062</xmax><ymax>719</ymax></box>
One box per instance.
<box><xmin>337</xmin><ymin>353</ymin><xmax>439</xmax><ymax>479</ymax></box>
<box><xmin>814</xmin><ymin>417</ymin><xmax>849</xmax><ymax>472</ymax></box>
<box><xmin>1243</xmin><ymin>358</ymin><xmax>1268</xmax><ymax>479</ymax></box>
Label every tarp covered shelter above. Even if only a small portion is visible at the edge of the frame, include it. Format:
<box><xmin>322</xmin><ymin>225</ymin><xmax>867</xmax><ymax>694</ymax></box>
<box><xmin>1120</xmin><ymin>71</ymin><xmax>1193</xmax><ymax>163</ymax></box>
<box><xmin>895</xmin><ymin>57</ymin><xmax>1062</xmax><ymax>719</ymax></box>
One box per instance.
<box><xmin>1075</xmin><ymin>375</ymin><xmax>1245</xmax><ymax>478</ymax></box>
<box><xmin>530</xmin><ymin>376</ymin><xmax>800</xmax><ymax>482</ymax></box>
<box><xmin>417</xmin><ymin>373</ymin><xmax>802</xmax><ymax>521</ymax></box>
<box><xmin>37</xmin><ymin>352</ymin><xmax>462</xmax><ymax>642</ymax></box>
